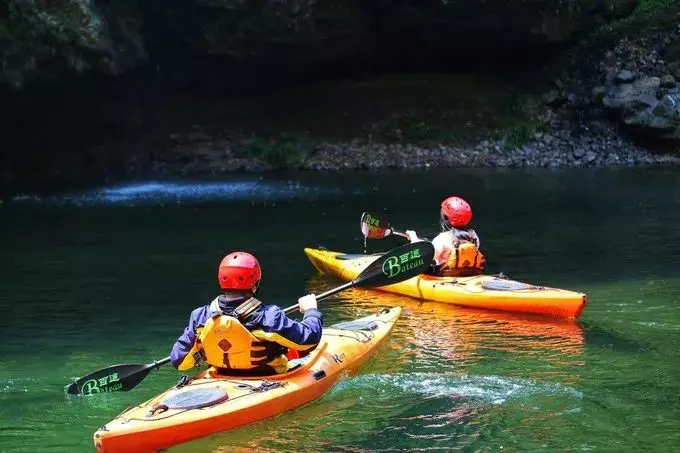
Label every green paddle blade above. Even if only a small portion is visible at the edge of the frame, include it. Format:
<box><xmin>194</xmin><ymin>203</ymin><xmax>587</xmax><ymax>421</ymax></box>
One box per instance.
<box><xmin>286</xmin><ymin>241</ymin><xmax>435</xmax><ymax>313</ymax></box>
<box><xmin>65</xmin><ymin>357</ymin><xmax>171</xmax><ymax>395</ymax></box>
<box><xmin>360</xmin><ymin>212</ymin><xmax>393</xmax><ymax>239</ymax></box>
<box><xmin>354</xmin><ymin>241</ymin><xmax>435</xmax><ymax>288</ymax></box>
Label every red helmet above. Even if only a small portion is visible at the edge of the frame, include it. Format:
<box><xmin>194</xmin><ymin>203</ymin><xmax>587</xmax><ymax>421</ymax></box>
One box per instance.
<box><xmin>218</xmin><ymin>252</ymin><xmax>262</xmax><ymax>292</ymax></box>
<box><xmin>440</xmin><ymin>196</ymin><xmax>472</xmax><ymax>228</ymax></box>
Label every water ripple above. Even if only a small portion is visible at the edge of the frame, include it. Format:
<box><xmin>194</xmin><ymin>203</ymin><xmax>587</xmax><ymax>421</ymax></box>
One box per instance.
<box><xmin>332</xmin><ymin>373</ymin><xmax>583</xmax><ymax>404</ymax></box>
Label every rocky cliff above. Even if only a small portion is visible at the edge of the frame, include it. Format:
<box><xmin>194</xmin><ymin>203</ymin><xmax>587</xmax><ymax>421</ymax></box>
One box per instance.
<box><xmin>1</xmin><ymin>0</ymin><xmax>621</xmax><ymax>89</ymax></box>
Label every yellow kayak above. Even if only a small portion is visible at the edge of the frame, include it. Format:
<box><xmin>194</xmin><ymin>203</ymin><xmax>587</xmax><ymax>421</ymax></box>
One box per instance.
<box><xmin>304</xmin><ymin>248</ymin><xmax>586</xmax><ymax>318</ymax></box>
<box><xmin>93</xmin><ymin>307</ymin><xmax>401</xmax><ymax>453</ymax></box>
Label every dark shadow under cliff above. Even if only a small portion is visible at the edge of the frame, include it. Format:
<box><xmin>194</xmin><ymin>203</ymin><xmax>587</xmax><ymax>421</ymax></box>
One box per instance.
<box><xmin>2</xmin><ymin>31</ymin><xmax>577</xmax><ymax>195</ymax></box>
<box><xmin>0</xmin><ymin>0</ymin><xmax>638</xmax><ymax>195</ymax></box>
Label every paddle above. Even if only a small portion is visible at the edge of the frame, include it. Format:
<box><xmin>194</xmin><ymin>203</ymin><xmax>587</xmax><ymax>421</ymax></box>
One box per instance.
<box><xmin>65</xmin><ymin>357</ymin><xmax>171</xmax><ymax>396</ymax></box>
<box><xmin>283</xmin><ymin>240</ymin><xmax>434</xmax><ymax>313</ymax></box>
<box><xmin>360</xmin><ymin>212</ymin><xmax>410</xmax><ymax>240</ymax></box>
<box><xmin>66</xmin><ymin>241</ymin><xmax>434</xmax><ymax>396</ymax></box>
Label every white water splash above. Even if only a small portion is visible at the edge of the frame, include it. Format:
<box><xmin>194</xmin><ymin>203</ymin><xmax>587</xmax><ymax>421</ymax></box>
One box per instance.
<box><xmin>332</xmin><ymin>373</ymin><xmax>582</xmax><ymax>405</ymax></box>
<box><xmin>1</xmin><ymin>378</ymin><xmax>31</xmax><ymax>394</ymax></box>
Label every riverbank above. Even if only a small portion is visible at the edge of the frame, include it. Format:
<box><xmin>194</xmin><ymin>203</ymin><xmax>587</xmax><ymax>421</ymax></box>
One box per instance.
<box><xmin>149</xmin><ymin>120</ymin><xmax>678</xmax><ymax>176</ymax></box>
<box><xmin>146</xmin><ymin>4</ymin><xmax>680</xmax><ymax>175</ymax></box>
<box><xmin>35</xmin><ymin>69</ymin><xmax>680</xmax><ymax>188</ymax></box>
<box><xmin>4</xmin><ymin>90</ymin><xmax>678</xmax><ymax>197</ymax></box>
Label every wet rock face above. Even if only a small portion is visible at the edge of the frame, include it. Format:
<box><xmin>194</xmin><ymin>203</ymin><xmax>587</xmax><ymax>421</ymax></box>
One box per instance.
<box><xmin>594</xmin><ymin>30</ymin><xmax>680</xmax><ymax>143</ymax></box>
<box><xmin>1</xmin><ymin>0</ymin><xmax>603</xmax><ymax>89</ymax></box>
<box><xmin>0</xmin><ymin>0</ymin><xmax>148</xmax><ymax>89</ymax></box>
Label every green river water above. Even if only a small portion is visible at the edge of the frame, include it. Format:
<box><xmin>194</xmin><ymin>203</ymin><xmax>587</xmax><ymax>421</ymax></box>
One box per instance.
<box><xmin>1</xmin><ymin>167</ymin><xmax>679</xmax><ymax>452</ymax></box>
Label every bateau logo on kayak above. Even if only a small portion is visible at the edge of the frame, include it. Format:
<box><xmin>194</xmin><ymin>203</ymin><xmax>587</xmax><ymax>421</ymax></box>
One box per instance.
<box><xmin>81</xmin><ymin>372</ymin><xmax>122</xmax><ymax>395</ymax></box>
<box><xmin>382</xmin><ymin>249</ymin><xmax>423</xmax><ymax>278</ymax></box>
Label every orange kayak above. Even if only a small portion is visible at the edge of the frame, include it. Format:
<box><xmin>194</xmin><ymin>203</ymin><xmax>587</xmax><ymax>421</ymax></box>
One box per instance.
<box><xmin>93</xmin><ymin>306</ymin><xmax>401</xmax><ymax>453</ymax></box>
<box><xmin>304</xmin><ymin>248</ymin><xmax>586</xmax><ymax>318</ymax></box>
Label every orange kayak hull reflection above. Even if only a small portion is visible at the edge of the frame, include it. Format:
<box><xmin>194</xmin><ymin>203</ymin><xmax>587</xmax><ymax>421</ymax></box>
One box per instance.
<box><xmin>93</xmin><ymin>307</ymin><xmax>401</xmax><ymax>453</ymax></box>
<box><xmin>304</xmin><ymin>248</ymin><xmax>586</xmax><ymax>319</ymax></box>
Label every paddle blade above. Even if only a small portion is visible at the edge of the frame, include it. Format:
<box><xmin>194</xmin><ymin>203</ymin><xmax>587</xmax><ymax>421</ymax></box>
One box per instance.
<box><xmin>355</xmin><ymin>241</ymin><xmax>435</xmax><ymax>288</ymax></box>
<box><xmin>360</xmin><ymin>212</ymin><xmax>393</xmax><ymax>239</ymax></box>
<box><xmin>65</xmin><ymin>363</ymin><xmax>153</xmax><ymax>395</ymax></box>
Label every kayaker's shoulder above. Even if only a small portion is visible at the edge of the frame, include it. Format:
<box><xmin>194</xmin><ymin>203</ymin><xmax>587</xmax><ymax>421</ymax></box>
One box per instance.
<box><xmin>256</xmin><ymin>303</ymin><xmax>313</xmax><ymax>320</ymax></box>
<box><xmin>187</xmin><ymin>304</ymin><xmax>211</xmax><ymax>325</ymax></box>
<box><xmin>431</xmin><ymin>230</ymin><xmax>453</xmax><ymax>245</ymax></box>
<box><xmin>257</xmin><ymin>303</ymin><xmax>285</xmax><ymax>316</ymax></box>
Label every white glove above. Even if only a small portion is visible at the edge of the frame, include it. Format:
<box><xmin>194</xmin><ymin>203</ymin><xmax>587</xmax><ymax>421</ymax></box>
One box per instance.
<box><xmin>298</xmin><ymin>293</ymin><xmax>318</xmax><ymax>312</ymax></box>
<box><xmin>405</xmin><ymin>229</ymin><xmax>420</xmax><ymax>243</ymax></box>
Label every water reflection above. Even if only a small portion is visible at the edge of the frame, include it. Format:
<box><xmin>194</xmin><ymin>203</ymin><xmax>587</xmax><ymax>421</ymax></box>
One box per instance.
<box><xmin>8</xmin><ymin>179</ymin><xmax>343</xmax><ymax>206</ymax></box>
<box><xmin>306</xmin><ymin>275</ymin><xmax>585</xmax><ymax>381</ymax></box>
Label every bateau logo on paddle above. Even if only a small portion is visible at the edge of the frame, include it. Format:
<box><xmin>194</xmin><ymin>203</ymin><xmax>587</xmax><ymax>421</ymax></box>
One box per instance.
<box><xmin>382</xmin><ymin>249</ymin><xmax>423</xmax><ymax>278</ymax></box>
<box><xmin>81</xmin><ymin>372</ymin><xmax>123</xmax><ymax>395</ymax></box>
<box><xmin>363</xmin><ymin>214</ymin><xmax>381</xmax><ymax>227</ymax></box>
<box><xmin>362</xmin><ymin>214</ymin><xmax>390</xmax><ymax>238</ymax></box>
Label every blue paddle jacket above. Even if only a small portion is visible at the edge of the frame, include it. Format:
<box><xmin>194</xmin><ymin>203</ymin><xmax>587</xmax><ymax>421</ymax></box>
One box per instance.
<box><xmin>170</xmin><ymin>293</ymin><xmax>323</xmax><ymax>369</ymax></box>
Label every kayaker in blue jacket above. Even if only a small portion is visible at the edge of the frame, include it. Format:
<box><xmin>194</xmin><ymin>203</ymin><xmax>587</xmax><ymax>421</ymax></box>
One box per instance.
<box><xmin>170</xmin><ymin>251</ymin><xmax>322</xmax><ymax>375</ymax></box>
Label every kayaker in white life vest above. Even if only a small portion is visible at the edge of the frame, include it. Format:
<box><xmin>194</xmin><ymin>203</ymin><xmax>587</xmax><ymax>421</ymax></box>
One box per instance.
<box><xmin>170</xmin><ymin>252</ymin><xmax>322</xmax><ymax>375</ymax></box>
<box><xmin>405</xmin><ymin>196</ymin><xmax>486</xmax><ymax>277</ymax></box>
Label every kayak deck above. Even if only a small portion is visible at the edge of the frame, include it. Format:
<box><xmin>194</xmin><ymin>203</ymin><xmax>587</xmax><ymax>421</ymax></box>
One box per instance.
<box><xmin>304</xmin><ymin>247</ymin><xmax>586</xmax><ymax>318</ymax></box>
<box><xmin>93</xmin><ymin>306</ymin><xmax>401</xmax><ymax>453</ymax></box>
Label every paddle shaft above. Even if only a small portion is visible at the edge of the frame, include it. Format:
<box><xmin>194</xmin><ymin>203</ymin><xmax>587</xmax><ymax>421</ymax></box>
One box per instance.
<box><xmin>152</xmin><ymin>357</ymin><xmax>172</xmax><ymax>368</ymax></box>
<box><xmin>393</xmin><ymin>230</ymin><xmax>428</xmax><ymax>242</ymax></box>
<box><xmin>283</xmin><ymin>280</ymin><xmax>355</xmax><ymax>314</ymax></box>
